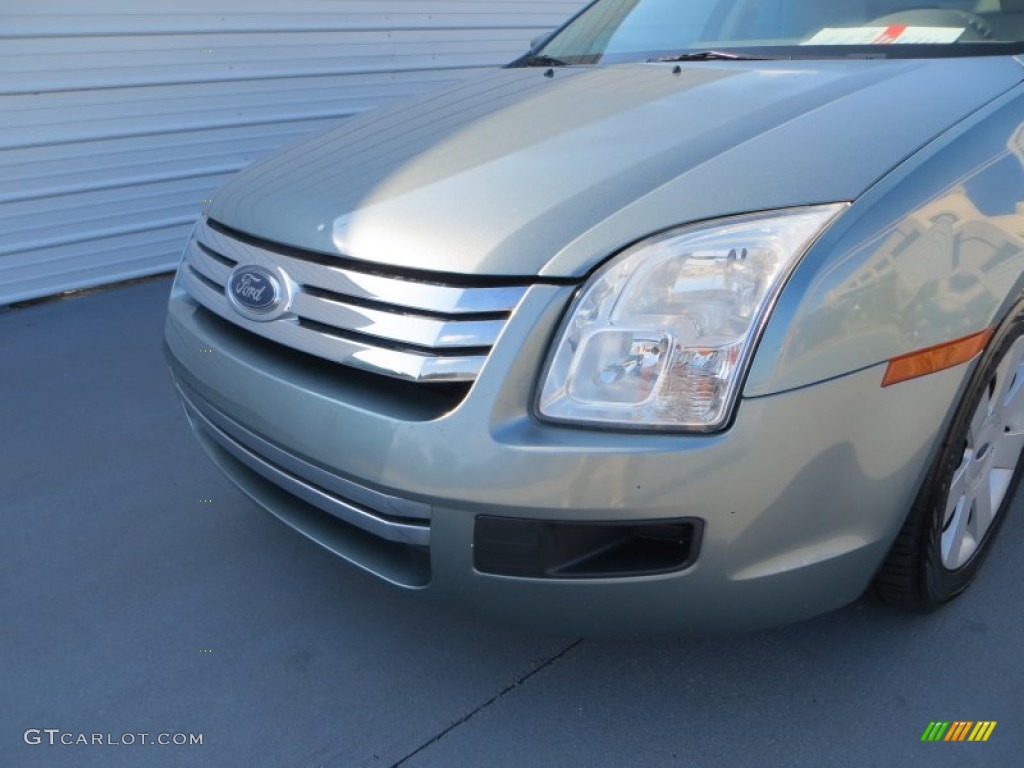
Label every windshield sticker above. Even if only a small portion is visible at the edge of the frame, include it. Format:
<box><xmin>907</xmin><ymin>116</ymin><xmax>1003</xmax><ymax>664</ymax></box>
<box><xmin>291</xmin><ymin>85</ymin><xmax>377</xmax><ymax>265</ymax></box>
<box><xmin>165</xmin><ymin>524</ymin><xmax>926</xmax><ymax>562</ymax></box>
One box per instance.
<box><xmin>804</xmin><ymin>26</ymin><xmax>965</xmax><ymax>45</ymax></box>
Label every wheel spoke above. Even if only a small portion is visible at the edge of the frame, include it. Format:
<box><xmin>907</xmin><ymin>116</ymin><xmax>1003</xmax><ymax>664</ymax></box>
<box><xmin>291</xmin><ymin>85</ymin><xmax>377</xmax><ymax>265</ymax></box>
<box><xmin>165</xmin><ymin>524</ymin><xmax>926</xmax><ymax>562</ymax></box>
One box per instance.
<box><xmin>993</xmin><ymin>428</ymin><xmax>1024</xmax><ymax>470</ymax></box>
<box><xmin>943</xmin><ymin>456</ymin><xmax>970</xmax><ymax>529</ymax></box>
<box><xmin>994</xmin><ymin>338</ymin><xmax>1024</xmax><ymax>410</ymax></box>
<box><xmin>942</xmin><ymin>495</ymin><xmax>975</xmax><ymax>569</ymax></box>
<box><xmin>987</xmin><ymin>467</ymin><xmax>1015</xmax><ymax>522</ymax></box>
<box><xmin>968</xmin><ymin>387</ymin><xmax>991</xmax><ymax>445</ymax></box>
<box><xmin>971</xmin><ymin>476</ymin><xmax>995</xmax><ymax>538</ymax></box>
<box><xmin>1004</xmin><ymin>395</ymin><xmax>1024</xmax><ymax>432</ymax></box>
<box><xmin>1000</xmin><ymin>359</ymin><xmax>1024</xmax><ymax>431</ymax></box>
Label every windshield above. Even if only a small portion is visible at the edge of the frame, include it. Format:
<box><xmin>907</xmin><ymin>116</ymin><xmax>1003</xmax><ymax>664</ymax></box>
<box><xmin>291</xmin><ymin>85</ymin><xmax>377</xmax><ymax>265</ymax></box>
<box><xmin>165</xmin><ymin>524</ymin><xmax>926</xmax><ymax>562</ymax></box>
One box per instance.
<box><xmin>533</xmin><ymin>0</ymin><xmax>1024</xmax><ymax>63</ymax></box>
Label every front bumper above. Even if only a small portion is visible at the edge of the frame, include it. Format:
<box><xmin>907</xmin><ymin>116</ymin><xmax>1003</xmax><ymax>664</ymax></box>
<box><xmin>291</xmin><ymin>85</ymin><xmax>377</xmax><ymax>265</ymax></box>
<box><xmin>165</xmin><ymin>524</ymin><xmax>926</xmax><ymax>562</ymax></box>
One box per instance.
<box><xmin>166</xmin><ymin>278</ymin><xmax>967</xmax><ymax>634</ymax></box>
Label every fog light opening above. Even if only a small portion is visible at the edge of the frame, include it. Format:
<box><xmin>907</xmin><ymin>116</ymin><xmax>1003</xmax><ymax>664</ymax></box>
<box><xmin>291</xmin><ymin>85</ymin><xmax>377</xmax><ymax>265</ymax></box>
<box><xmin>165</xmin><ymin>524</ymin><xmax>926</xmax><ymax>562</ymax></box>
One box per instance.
<box><xmin>473</xmin><ymin>517</ymin><xmax>703</xmax><ymax>579</ymax></box>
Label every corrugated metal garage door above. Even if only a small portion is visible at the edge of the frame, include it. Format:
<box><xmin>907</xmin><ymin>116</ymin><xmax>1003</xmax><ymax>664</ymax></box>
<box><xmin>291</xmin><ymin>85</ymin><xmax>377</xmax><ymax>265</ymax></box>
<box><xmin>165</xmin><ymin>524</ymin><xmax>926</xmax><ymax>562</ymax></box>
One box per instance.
<box><xmin>0</xmin><ymin>0</ymin><xmax>585</xmax><ymax>305</ymax></box>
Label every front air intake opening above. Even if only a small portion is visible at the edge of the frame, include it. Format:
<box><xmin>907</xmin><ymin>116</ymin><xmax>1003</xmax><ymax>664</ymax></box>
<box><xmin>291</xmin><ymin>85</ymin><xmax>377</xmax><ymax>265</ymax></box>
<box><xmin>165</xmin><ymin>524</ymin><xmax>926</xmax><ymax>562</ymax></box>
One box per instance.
<box><xmin>473</xmin><ymin>516</ymin><xmax>703</xmax><ymax>579</ymax></box>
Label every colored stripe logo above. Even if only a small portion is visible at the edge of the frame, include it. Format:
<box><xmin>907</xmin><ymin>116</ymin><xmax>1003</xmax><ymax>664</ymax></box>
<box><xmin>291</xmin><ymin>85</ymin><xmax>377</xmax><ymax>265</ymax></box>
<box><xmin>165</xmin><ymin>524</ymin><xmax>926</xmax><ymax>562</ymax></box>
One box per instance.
<box><xmin>921</xmin><ymin>721</ymin><xmax>997</xmax><ymax>742</ymax></box>
<box><xmin>873</xmin><ymin>25</ymin><xmax>907</xmax><ymax>44</ymax></box>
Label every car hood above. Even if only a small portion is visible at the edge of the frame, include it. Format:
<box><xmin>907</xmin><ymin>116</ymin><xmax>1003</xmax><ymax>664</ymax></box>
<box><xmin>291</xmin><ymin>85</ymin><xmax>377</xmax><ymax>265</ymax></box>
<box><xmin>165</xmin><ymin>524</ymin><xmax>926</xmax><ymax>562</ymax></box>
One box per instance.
<box><xmin>209</xmin><ymin>57</ymin><xmax>1022</xmax><ymax>278</ymax></box>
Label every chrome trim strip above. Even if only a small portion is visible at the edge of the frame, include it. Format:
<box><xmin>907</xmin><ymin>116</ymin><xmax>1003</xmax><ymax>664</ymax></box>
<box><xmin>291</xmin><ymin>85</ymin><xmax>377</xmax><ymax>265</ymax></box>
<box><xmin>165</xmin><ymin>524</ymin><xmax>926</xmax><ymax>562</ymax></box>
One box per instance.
<box><xmin>177</xmin><ymin>384</ymin><xmax>431</xmax><ymax>547</ymax></box>
<box><xmin>187</xmin><ymin>239</ymin><xmax>234</xmax><ymax>286</ymax></box>
<box><xmin>288</xmin><ymin>291</ymin><xmax>505</xmax><ymax>349</ymax></box>
<box><xmin>196</xmin><ymin>217</ymin><xmax>528</xmax><ymax>316</ymax></box>
<box><xmin>178</xmin><ymin>266</ymin><xmax>487</xmax><ymax>382</ymax></box>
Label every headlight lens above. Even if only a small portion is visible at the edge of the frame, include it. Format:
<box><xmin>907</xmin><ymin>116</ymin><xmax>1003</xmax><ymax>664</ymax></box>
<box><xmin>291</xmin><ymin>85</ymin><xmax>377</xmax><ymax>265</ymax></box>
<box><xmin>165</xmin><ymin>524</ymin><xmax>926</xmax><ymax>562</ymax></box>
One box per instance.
<box><xmin>537</xmin><ymin>205</ymin><xmax>845</xmax><ymax>431</ymax></box>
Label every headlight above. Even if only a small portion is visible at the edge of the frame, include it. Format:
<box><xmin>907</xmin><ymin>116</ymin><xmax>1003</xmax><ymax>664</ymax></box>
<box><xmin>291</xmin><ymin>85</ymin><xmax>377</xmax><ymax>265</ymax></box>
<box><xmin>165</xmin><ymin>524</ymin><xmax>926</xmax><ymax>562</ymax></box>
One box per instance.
<box><xmin>537</xmin><ymin>205</ymin><xmax>846</xmax><ymax>431</ymax></box>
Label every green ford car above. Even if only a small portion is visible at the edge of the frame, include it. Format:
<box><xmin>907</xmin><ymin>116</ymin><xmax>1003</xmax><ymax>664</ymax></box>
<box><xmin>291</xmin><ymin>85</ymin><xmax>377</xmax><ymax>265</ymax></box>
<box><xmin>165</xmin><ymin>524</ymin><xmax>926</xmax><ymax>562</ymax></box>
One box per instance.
<box><xmin>166</xmin><ymin>0</ymin><xmax>1024</xmax><ymax>633</ymax></box>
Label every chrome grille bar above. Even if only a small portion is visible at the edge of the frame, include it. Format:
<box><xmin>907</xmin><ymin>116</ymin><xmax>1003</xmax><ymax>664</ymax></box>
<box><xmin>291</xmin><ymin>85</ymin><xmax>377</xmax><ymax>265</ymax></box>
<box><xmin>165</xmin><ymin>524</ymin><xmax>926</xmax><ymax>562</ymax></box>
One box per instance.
<box><xmin>288</xmin><ymin>291</ymin><xmax>505</xmax><ymax>349</ymax></box>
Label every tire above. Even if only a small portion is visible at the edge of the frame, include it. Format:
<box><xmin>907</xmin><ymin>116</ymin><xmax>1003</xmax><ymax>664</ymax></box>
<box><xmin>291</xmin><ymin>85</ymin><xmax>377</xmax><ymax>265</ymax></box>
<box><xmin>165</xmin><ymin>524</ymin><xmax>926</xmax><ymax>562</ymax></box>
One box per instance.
<box><xmin>874</xmin><ymin>305</ymin><xmax>1024</xmax><ymax>612</ymax></box>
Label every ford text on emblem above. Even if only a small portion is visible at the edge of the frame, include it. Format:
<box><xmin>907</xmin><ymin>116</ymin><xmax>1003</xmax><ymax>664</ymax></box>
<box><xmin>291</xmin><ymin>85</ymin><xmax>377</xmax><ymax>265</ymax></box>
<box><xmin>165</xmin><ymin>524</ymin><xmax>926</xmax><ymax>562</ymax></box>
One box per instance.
<box><xmin>227</xmin><ymin>266</ymin><xmax>282</xmax><ymax>316</ymax></box>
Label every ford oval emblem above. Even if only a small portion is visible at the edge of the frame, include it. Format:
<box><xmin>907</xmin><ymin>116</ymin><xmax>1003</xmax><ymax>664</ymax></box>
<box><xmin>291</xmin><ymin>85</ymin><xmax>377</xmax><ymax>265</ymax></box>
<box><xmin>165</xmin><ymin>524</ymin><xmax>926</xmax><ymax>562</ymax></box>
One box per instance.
<box><xmin>227</xmin><ymin>266</ymin><xmax>281</xmax><ymax>315</ymax></box>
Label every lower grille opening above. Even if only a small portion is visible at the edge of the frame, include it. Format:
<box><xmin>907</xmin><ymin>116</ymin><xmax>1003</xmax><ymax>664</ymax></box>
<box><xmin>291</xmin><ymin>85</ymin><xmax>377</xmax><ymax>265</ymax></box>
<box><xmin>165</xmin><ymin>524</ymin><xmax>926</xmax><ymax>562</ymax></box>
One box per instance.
<box><xmin>473</xmin><ymin>517</ymin><xmax>703</xmax><ymax>579</ymax></box>
<box><xmin>194</xmin><ymin>424</ymin><xmax>432</xmax><ymax>589</ymax></box>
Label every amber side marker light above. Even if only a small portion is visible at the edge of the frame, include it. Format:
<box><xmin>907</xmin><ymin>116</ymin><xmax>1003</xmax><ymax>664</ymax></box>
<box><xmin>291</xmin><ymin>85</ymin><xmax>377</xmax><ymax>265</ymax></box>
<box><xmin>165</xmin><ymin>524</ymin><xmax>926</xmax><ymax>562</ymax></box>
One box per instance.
<box><xmin>882</xmin><ymin>329</ymin><xmax>994</xmax><ymax>387</ymax></box>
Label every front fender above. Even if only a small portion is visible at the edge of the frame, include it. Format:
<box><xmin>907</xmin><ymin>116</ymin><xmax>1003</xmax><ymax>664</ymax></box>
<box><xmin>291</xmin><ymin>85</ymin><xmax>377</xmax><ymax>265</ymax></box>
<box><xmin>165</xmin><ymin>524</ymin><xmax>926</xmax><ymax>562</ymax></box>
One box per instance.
<box><xmin>746</xmin><ymin>82</ymin><xmax>1024</xmax><ymax>397</ymax></box>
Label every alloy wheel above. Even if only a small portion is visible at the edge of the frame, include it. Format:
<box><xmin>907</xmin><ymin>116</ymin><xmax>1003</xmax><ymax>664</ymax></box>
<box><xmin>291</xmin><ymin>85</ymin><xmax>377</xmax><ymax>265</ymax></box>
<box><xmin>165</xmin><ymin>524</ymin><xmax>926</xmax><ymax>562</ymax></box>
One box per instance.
<box><xmin>941</xmin><ymin>337</ymin><xmax>1024</xmax><ymax>570</ymax></box>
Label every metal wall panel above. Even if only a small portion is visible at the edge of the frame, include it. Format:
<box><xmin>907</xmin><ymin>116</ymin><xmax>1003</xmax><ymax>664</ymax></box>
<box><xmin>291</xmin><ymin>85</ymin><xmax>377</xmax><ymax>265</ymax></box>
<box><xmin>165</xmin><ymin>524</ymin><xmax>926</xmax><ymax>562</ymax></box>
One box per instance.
<box><xmin>0</xmin><ymin>0</ymin><xmax>586</xmax><ymax>304</ymax></box>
